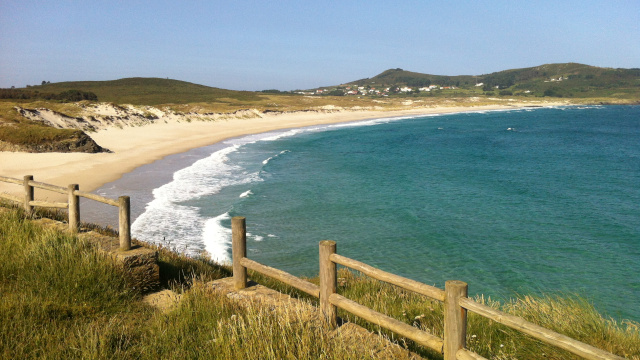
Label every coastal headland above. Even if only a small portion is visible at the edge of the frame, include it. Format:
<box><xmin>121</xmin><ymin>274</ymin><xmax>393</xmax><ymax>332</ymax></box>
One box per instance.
<box><xmin>0</xmin><ymin>100</ymin><xmax>570</xmax><ymax>200</ymax></box>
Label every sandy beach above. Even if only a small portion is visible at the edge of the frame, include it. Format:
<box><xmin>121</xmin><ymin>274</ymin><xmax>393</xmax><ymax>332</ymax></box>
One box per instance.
<box><xmin>0</xmin><ymin>103</ymin><xmax>563</xmax><ymax>200</ymax></box>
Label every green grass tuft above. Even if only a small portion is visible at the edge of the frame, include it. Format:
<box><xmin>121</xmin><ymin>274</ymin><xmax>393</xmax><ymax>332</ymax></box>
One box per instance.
<box><xmin>0</xmin><ymin>122</ymin><xmax>85</xmax><ymax>146</ymax></box>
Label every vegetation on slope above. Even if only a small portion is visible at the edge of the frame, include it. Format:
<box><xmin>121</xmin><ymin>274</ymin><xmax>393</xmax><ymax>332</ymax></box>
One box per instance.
<box><xmin>352</xmin><ymin>68</ymin><xmax>477</xmax><ymax>88</ymax></box>
<box><xmin>0</xmin><ymin>122</ymin><xmax>107</xmax><ymax>153</ymax></box>
<box><xmin>334</xmin><ymin>270</ymin><xmax>639</xmax><ymax>359</ymax></box>
<box><xmin>22</xmin><ymin>77</ymin><xmax>261</xmax><ymax>105</ymax></box>
<box><xmin>0</xmin><ymin>88</ymin><xmax>99</xmax><ymax>102</ymax></box>
<box><xmin>0</xmin><ymin>205</ymin><xmax>638</xmax><ymax>359</ymax></box>
<box><xmin>349</xmin><ymin>63</ymin><xmax>640</xmax><ymax>99</ymax></box>
<box><xmin>0</xmin><ymin>100</ymin><xmax>110</xmax><ymax>153</ymax></box>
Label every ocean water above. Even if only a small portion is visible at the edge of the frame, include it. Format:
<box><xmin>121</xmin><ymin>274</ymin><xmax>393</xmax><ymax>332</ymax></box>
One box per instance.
<box><xmin>123</xmin><ymin>105</ymin><xmax>639</xmax><ymax>321</ymax></box>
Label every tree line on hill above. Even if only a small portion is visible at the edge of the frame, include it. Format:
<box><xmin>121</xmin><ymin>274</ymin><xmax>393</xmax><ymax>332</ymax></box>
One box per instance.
<box><xmin>0</xmin><ymin>89</ymin><xmax>98</xmax><ymax>102</ymax></box>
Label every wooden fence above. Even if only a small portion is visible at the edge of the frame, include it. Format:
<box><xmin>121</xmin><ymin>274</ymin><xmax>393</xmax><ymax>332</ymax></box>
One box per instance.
<box><xmin>231</xmin><ymin>217</ymin><xmax>625</xmax><ymax>360</ymax></box>
<box><xmin>0</xmin><ymin>175</ymin><xmax>131</xmax><ymax>251</ymax></box>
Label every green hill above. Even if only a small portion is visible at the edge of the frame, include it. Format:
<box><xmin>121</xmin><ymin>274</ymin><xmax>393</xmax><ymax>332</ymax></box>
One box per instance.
<box><xmin>351</xmin><ymin>68</ymin><xmax>477</xmax><ymax>88</ymax></box>
<box><xmin>21</xmin><ymin>77</ymin><xmax>261</xmax><ymax>105</ymax></box>
<box><xmin>347</xmin><ymin>63</ymin><xmax>640</xmax><ymax>98</ymax></box>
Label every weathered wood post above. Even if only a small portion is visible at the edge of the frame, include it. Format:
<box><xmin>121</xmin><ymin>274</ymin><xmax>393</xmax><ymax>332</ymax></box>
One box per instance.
<box><xmin>232</xmin><ymin>216</ymin><xmax>247</xmax><ymax>290</ymax></box>
<box><xmin>118</xmin><ymin>196</ymin><xmax>131</xmax><ymax>251</ymax></box>
<box><xmin>67</xmin><ymin>184</ymin><xmax>80</xmax><ymax>232</ymax></box>
<box><xmin>23</xmin><ymin>175</ymin><xmax>34</xmax><ymax>214</ymax></box>
<box><xmin>444</xmin><ymin>280</ymin><xmax>468</xmax><ymax>360</ymax></box>
<box><xmin>319</xmin><ymin>240</ymin><xmax>337</xmax><ymax>328</ymax></box>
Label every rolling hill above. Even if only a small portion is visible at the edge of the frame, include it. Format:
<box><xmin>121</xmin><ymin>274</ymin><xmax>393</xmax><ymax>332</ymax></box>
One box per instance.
<box><xmin>21</xmin><ymin>77</ymin><xmax>261</xmax><ymax>105</ymax></box>
<box><xmin>346</xmin><ymin>63</ymin><xmax>640</xmax><ymax>98</ymax></box>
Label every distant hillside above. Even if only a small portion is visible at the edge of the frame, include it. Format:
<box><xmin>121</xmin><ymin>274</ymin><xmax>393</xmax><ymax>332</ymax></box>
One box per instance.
<box><xmin>351</xmin><ymin>68</ymin><xmax>477</xmax><ymax>88</ymax></box>
<box><xmin>344</xmin><ymin>63</ymin><xmax>640</xmax><ymax>98</ymax></box>
<box><xmin>20</xmin><ymin>78</ymin><xmax>261</xmax><ymax>105</ymax></box>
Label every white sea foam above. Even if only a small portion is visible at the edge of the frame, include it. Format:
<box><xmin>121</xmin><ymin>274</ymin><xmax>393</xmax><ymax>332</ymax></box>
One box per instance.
<box><xmin>132</xmin><ymin>143</ymin><xmax>260</xmax><ymax>259</ymax></box>
<box><xmin>327</xmin><ymin>115</ymin><xmax>419</xmax><ymax>129</ymax></box>
<box><xmin>253</xmin><ymin>235</ymin><xmax>264</xmax><ymax>242</ymax></box>
<box><xmin>130</xmin><ymin>125</ymin><xmax>307</xmax><ymax>261</ymax></box>
<box><xmin>132</xmin><ymin>202</ymin><xmax>205</xmax><ymax>254</ymax></box>
<box><xmin>262</xmin><ymin>150</ymin><xmax>290</xmax><ymax>165</ymax></box>
<box><xmin>202</xmin><ymin>212</ymin><xmax>232</xmax><ymax>263</ymax></box>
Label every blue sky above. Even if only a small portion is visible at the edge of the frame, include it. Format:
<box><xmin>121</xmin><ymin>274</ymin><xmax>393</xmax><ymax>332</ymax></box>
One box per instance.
<box><xmin>1</xmin><ymin>1</ymin><xmax>638</xmax><ymax>91</ymax></box>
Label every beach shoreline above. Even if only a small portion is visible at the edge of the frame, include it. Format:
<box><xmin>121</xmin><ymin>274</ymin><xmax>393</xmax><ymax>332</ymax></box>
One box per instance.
<box><xmin>0</xmin><ymin>102</ymin><xmax>566</xmax><ymax>200</ymax></box>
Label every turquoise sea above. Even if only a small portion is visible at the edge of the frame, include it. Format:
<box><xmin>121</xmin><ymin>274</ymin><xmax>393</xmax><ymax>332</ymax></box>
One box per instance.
<box><xmin>93</xmin><ymin>105</ymin><xmax>639</xmax><ymax>321</ymax></box>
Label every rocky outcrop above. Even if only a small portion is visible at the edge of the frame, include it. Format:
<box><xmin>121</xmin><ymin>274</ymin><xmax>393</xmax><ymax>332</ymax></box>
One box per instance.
<box><xmin>34</xmin><ymin>131</ymin><xmax>111</xmax><ymax>153</ymax></box>
<box><xmin>0</xmin><ymin>130</ymin><xmax>110</xmax><ymax>153</ymax></box>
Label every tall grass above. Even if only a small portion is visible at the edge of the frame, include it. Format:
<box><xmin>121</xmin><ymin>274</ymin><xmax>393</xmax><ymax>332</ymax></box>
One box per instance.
<box><xmin>332</xmin><ymin>269</ymin><xmax>640</xmax><ymax>359</ymax></box>
<box><xmin>0</xmin><ymin>207</ymin><xmax>145</xmax><ymax>358</ymax></box>
<box><xmin>1</xmin><ymin>205</ymin><xmax>638</xmax><ymax>359</ymax></box>
<box><xmin>136</xmin><ymin>283</ymin><xmax>396</xmax><ymax>359</ymax></box>
<box><xmin>0</xmin><ymin>207</ymin><xmax>414</xmax><ymax>359</ymax></box>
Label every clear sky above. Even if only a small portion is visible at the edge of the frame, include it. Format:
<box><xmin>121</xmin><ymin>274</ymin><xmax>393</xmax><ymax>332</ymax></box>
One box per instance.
<box><xmin>1</xmin><ymin>1</ymin><xmax>638</xmax><ymax>91</ymax></box>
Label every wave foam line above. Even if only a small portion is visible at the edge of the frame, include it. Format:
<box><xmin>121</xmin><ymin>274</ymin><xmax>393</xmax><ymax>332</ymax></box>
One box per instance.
<box><xmin>262</xmin><ymin>150</ymin><xmax>290</xmax><ymax>165</ymax></box>
<box><xmin>202</xmin><ymin>212</ymin><xmax>232</xmax><ymax>263</ymax></box>
<box><xmin>132</xmin><ymin>144</ymin><xmax>259</xmax><ymax>258</ymax></box>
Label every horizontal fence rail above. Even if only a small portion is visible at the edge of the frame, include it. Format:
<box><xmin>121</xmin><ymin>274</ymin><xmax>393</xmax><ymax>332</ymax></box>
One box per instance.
<box><xmin>0</xmin><ymin>175</ymin><xmax>22</xmax><ymax>185</ymax></box>
<box><xmin>0</xmin><ymin>174</ymin><xmax>131</xmax><ymax>251</ymax></box>
<box><xmin>330</xmin><ymin>253</ymin><xmax>445</xmax><ymax>302</ymax></box>
<box><xmin>240</xmin><ymin>257</ymin><xmax>320</xmax><ymax>298</ymax></box>
<box><xmin>459</xmin><ymin>298</ymin><xmax>622</xmax><ymax>360</ymax></box>
<box><xmin>231</xmin><ymin>216</ymin><xmax>625</xmax><ymax>360</ymax></box>
<box><xmin>74</xmin><ymin>190</ymin><xmax>120</xmax><ymax>207</ymax></box>
<box><xmin>29</xmin><ymin>200</ymin><xmax>68</xmax><ymax>209</ymax></box>
<box><xmin>329</xmin><ymin>292</ymin><xmax>444</xmax><ymax>352</ymax></box>
<box><xmin>28</xmin><ymin>180</ymin><xmax>67</xmax><ymax>194</ymax></box>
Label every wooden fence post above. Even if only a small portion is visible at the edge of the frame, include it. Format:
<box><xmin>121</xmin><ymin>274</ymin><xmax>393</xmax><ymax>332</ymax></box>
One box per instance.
<box><xmin>68</xmin><ymin>184</ymin><xmax>79</xmax><ymax>232</ymax></box>
<box><xmin>23</xmin><ymin>175</ymin><xmax>34</xmax><ymax>215</ymax></box>
<box><xmin>444</xmin><ymin>280</ymin><xmax>468</xmax><ymax>360</ymax></box>
<box><xmin>118</xmin><ymin>196</ymin><xmax>131</xmax><ymax>251</ymax></box>
<box><xmin>319</xmin><ymin>240</ymin><xmax>337</xmax><ymax>328</ymax></box>
<box><xmin>232</xmin><ymin>216</ymin><xmax>247</xmax><ymax>290</ymax></box>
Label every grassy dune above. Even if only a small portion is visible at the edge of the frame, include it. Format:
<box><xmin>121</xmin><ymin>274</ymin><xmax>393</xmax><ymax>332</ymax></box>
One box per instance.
<box><xmin>0</xmin><ymin>205</ymin><xmax>638</xmax><ymax>359</ymax></box>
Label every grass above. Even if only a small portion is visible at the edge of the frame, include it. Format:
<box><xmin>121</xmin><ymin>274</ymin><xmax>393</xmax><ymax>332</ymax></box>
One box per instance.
<box><xmin>0</xmin><ymin>121</ymin><xmax>85</xmax><ymax>146</ymax></box>
<box><xmin>28</xmin><ymin>78</ymin><xmax>262</xmax><ymax>106</ymax></box>
<box><xmin>0</xmin><ymin>100</ymin><xmax>93</xmax><ymax>149</ymax></box>
<box><xmin>332</xmin><ymin>270</ymin><xmax>640</xmax><ymax>359</ymax></box>
<box><xmin>0</xmin><ymin>204</ymin><xmax>638</xmax><ymax>359</ymax></box>
<box><xmin>0</xmin><ymin>205</ymin><xmax>411</xmax><ymax>359</ymax></box>
<box><xmin>0</xmin><ymin>206</ymin><xmax>143</xmax><ymax>358</ymax></box>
